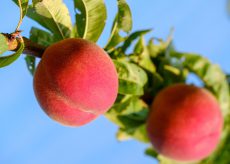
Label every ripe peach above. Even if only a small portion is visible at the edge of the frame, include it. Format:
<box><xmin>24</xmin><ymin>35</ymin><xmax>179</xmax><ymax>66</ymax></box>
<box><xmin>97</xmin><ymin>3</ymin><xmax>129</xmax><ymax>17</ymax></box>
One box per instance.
<box><xmin>147</xmin><ymin>84</ymin><xmax>223</xmax><ymax>161</ymax></box>
<box><xmin>33</xmin><ymin>38</ymin><xmax>118</xmax><ymax>126</ymax></box>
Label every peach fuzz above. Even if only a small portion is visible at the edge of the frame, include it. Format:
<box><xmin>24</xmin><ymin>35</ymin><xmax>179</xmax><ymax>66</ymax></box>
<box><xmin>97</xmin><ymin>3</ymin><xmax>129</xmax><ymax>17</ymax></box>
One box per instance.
<box><xmin>33</xmin><ymin>38</ymin><xmax>118</xmax><ymax>126</ymax></box>
<box><xmin>147</xmin><ymin>84</ymin><xmax>223</xmax><ymax>161</ymax></box>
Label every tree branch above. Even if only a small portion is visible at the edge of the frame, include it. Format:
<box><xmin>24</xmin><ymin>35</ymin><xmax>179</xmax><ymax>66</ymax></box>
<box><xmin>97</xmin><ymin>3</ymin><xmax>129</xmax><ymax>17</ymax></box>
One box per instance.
<box><xmin>2</xmin><ymin>33</ymin><xmax>47</xmax><ymax>58</ymax></box>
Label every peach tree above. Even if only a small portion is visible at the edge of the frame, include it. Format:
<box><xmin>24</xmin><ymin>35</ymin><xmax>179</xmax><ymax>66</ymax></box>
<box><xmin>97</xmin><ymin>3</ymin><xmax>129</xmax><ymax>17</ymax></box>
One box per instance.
<box><xmin>0</xmin><ymin>0</ymin><xmax>229</xmax><ymax>163</ymax></box>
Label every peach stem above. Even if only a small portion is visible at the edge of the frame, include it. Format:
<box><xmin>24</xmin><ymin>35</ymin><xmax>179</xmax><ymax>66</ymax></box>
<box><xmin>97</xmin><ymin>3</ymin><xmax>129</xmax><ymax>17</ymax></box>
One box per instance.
<box><xmin>2</xmin><ymin>33</ymin><xmax>46</xmax><ymax>58</ymax></box>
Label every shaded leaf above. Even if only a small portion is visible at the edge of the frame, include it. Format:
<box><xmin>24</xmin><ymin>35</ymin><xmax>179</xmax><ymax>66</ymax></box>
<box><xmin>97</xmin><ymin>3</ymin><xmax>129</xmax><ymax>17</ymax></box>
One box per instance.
<box><xmin>25</xmin><ymin>56</ymin><xmax>36</xmax><ymax>75</ymax></box>
<box><xmin>106</xmin><ymin>93</ymin><xmax>149</xmax><ymax>143</ymax></box>
<box><xmin>24</xmin><ymin>27</ymin><xmax>56</xmax><ymax>76</ymax></box>
<box><xmin>106</xmin><ymin>94</ymin><xmax>148</xmax><ymax>128</ymax></box>
<box><xmin>30</xmin><ymin>27</ymin><xmax>57</xmax><ymax>46</ymax></box>
<box><xmin>105</xmin><ymin>111</ymin><xmax>145</xmax><ymax>130</ymax></box>
<box><xmin>145</xmin><ymin>147</ymin><xmax>158</xmax><ymax>158</ymax></box>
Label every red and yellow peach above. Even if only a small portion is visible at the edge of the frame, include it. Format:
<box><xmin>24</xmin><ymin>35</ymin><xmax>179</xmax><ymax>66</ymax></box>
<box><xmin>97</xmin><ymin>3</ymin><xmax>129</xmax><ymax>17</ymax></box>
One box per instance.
<box><xmin>33</xmin><ymin>38</ymin><xmax>118</xmax><ymax>126</ymax></box>
<box><xmin>147</xmin><ymin>84</ymin><xmax>223</xmax><ymax>161</ymax></box>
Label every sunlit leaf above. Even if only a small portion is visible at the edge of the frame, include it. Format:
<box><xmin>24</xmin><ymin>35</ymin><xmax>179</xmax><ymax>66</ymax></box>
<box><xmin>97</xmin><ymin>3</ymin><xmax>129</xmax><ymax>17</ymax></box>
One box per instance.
<box><xmin>117</xmin><ymin>0</ymin><xmax>132</xmax><ymax>32</ymax></box>
<box><xmin>117</xmin><ymin>124</ymin><xmax>149</xmax><ymax>143</ymax></box>
<box><xmin>27</xmin><ymin>0</ymin><xmax>72</xmax><ymax>40</ymax></box>
<box><xmin>147</xmin><ymin>37</ymin><xmax>172</xmax><ymax>58</ymax></box>
<box><xmin>130</xmin><ymin>36</ymin><xmax>156</xmax><ymax>73</ymax></box>
<box><xmin>0</xmin><ymin>34</ymin><xmax>8</xmax><ymax>55</ymax></box>
<box><xmin>104</xmin><ymin>0</ymin><xmax>132</xmax><ymax>51</ymax></box>
<box><xmin>104</xmin><ymin>16</ymin><xmax>125</xmax><ymax>51</ymax></box>
<box><xmin>74</xmin><ymin>0</ymin><xmax>107</xmax><ymax>42</ymax></box>
<box><xmin>121</xmin><ymin>29</ymin><xmax>151</xmax><ymax>52</ymax></box>
<box><xmin>114</xmin><ymin>60</ymin><xmax>148</xmax><ymax>95</ymax></box>
<box><xmin>110</xmin><ymin>95</ymin><xmax>148</xmax><ymax>115</ymax></box>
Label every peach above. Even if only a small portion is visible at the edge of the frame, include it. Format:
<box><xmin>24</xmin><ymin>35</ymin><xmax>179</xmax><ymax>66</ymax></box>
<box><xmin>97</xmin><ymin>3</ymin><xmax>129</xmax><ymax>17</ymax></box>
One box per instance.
<box><xmin>33</xmin><ymin>38</ymin><xmax>118</xmax><ymax>126</ymax></box>
<box><xmin>147</xmin><ymin>84</ymin><xmax>223</xmax><ymax>161</ymax></box>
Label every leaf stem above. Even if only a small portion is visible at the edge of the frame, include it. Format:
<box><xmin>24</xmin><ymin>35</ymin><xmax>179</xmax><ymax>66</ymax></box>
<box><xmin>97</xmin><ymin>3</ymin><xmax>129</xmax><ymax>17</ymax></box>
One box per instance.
<box><xmin>15</xmin><ymin>0</ymin><xmax>23</xmax><ymax>32</ymax></box>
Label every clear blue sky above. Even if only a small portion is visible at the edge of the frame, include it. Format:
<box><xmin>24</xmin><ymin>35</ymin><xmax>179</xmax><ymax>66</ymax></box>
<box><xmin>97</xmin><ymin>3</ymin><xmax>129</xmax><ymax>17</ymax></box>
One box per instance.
<box><xmin>0</xmin><ymin>0</ymin><xmax>230</xmax><ymax>164</ymax></box>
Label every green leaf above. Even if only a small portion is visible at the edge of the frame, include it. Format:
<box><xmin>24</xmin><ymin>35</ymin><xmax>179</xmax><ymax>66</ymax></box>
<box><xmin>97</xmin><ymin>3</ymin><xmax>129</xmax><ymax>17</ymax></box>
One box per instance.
<box><xmin>117</xmin><ymin>124</ymin><xmax>149</xmax><ymax>143</ymax></box>
<box><xmin>147</xmin><ymin>38</ymin><xmax>170</xmax><ymax>58</ymax></box>
<box><xmin>104</xmin><ymin>0</ymin><xmax>132</xmax><ymax>51</ymax></box>
<box><xmin>0</xmin><ymin>34</ymin><xmax>8</xmax><ymax>55</ymax></box>
<box><xmin>12</xmin><ymin>0</ymin><xmax>29</xmax><ymax>18</ymax></box>
<box><xmin>117</xmin><ymin>0</ymin><xmax>132</xmax><ymax>32</ymax></box>
<box><xmin>118</xmin><ymin>79</ymin><xmax>145</xmax><ymax>95</ymax></box>
<box><xmin>25</xmin><ymin>27</ymin><xmax>56</xmax><ymax>76</ymax></box>
<box><xmin>29</xmin><ymin>27</ymin><xmax>57</xmax><ymax>46</ymax></box>
<box><xmin>25</xmin><ymin>56</ymin><xmax>36</xmax><ymax>75</ymax></box>
<box><xmin>158</xmin><ymin>156</ymin><xmax>196</xmax><ymax>164</ymax></box>
<box><xmin>163</xmin><ymin>65</ymin><xmax>181</xmax><ymax>75</ymax></box>
<box><xmin>227</xmin><ymin>74</ymin><xmax>230</xmax><ymax>84</ymax></box>
<box><xmin>106</xmin><ymin>94</ymin><xmax>148</xmax><ymax>126</ymax></box>
<box><xmin>74</xmin><ymin>0</ymin><xmax>107</xmax><ymax>42</ymax></box>
<box><xmin>105</xmin><ymin>93</ymin><xmax>149</xmax><ymax>143</ymax></box>
<box><xmin>130</xmin><ymin>36</ymin><xmax>156</xmax><ymax>73</ymax></box>
<box><xmin>110</xmin><ymin>95</ymin><xmax>148</xmax><ymax>116</ymax></box>
<box><xmin>114</xmin><ymin>60</ymin><xmax>148</xmax><ymax>95</ymax></box>
<box><xmin>121</xmin><ymin>29</ymin><xmax>152</xmax><ymax>52</ymax></box>
<box><xmin>71</xmin><ymin>25</ymin><xmax>78</xmax><ymax>38</ymax></box>
<box><xmin>0</xmin><ymin>39</ymin><xmax>24</xmax><ymax>68</ymax></box>
<box><xmin>27</xmin><ymin>0</ymin><xmax>72</xmax><ymax>40</ymax></box>
<box><xmin>104</xmin><ymin>16</ymin><xmax>125</xmax><ymax>51</ymax></box>
<box><xmin>145</xmin><ymin>147</ymin><xmax>158</xmax><ymax>158</ymax></box>
<box><xmin>105</xmin><ymin>110</ymin><xmax>145</xmax><ymax>130</ymax></box>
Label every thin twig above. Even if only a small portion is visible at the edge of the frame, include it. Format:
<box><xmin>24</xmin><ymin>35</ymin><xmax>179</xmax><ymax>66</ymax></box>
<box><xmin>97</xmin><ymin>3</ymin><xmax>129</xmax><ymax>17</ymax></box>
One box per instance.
<box><xmin>15</xmin><ymin>0</ymin><xmax>23</xmax><ymax>31</ymax></box>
